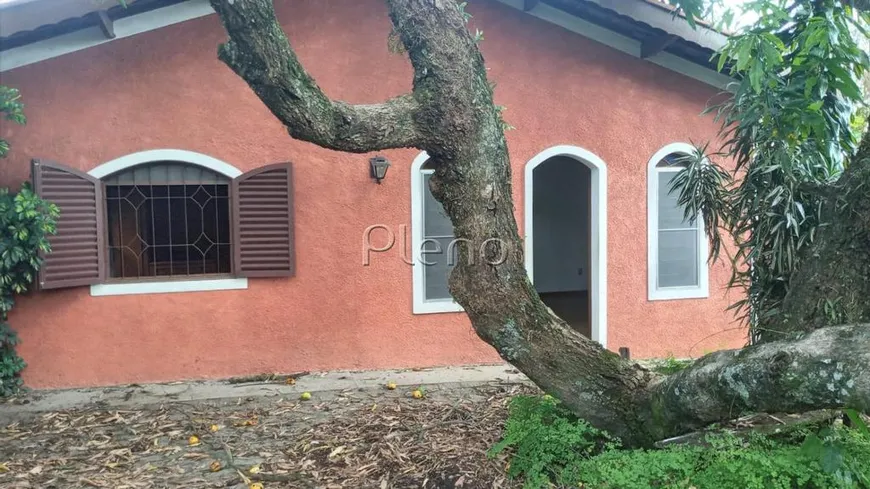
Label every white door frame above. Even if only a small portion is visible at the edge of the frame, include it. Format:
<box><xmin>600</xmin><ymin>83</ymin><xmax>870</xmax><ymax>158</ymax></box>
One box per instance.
<box><xmin>524</xmin><ymin>145</ymin><xmax>608</xmax><ymax>347</ymax></box>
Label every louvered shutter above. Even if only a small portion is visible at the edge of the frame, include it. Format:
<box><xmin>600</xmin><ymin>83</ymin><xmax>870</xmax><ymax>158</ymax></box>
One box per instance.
<box><xmin>31</xmin><ymin>159</ymin><xmax>106</xmax><ymax>289</ymax></box>
<box><xmin>232</xmin><ymin>162</ymin><xmax>295</xmax><ymax>277</ymax></box>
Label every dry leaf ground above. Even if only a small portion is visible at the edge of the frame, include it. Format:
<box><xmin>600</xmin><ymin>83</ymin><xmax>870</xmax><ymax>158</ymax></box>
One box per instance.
<box><xmin>1</xmin><ymin>382</ymin><xmax>536</xmax><ymax>489</ymax></box>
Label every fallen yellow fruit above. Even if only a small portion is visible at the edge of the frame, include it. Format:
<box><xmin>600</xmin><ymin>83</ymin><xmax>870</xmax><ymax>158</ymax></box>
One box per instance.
<box><xmin>249</xmin><ymin>483</ymin><xmax>264</xmax><ymax>489</ymax></box>
<box><xmin>249</xmin><ymin>464</ymin><xmax>261</xmax><ymax>474</ymax></box>
<box><xmin>412</xmin><ymin>389</ymin><xmax>423</xmax><ymax>399</ymax></box>
<box><xmin>209</xmin><ymin>460</ymin><xmax>222</xmax><ymax>472</ymax></box>
<box><xmin>385</xmin><ymin>381</ymin><xmax>397</xmax><ymax>390</ymax></box>
<box><xmin>209</xmin><ymin>424</ymin><xmax>220</xmax><ymax>432</ymax></box>
<box><xmin>188</xmin><ymin>435</ymin><xmax>200</xmax><ymax>446</ymax></box>
<box><xmin>300</xmin><ymin>392</ymin><xmax>312</xmax><ymax>401</ymax></box>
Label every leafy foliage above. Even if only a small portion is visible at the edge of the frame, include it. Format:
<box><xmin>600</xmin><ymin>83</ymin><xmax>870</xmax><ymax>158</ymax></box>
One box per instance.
<box><xmin>488</xmin><ymin>395</ymin><xmax>616</xmax><ymax>488</ymax></box>
<box><xmin>854</xmin><ymin>105</ymin><xmax>869</xmax><ymax>136</ymax></box>
<box><xmin>801</xmin><ymin>412</ymin><xmax>870</xmax><ymax>488</ymax></box>
<box><xmin>0</xmin><ymin>85</ymin><xmax>26</xmax><ymax>158</ymax></box>
<box><xmin>0</xmin><ymin>84</ymin><xmax>59</xmax><ymax>396</ymax></box>
<box><xmin>668</xmin><ymin>146</ymin><xmax>732</xmax><ymax>262</ymax></box>
<box><xmin>494</xmin><ymin>395</ymin><xmax>870</xmax><ymax>489</ymax></box>
<box><xmin>668</xmin><ymin>1</ymin><xmax>869</xmax><ymax>341</ymax></box>
<box><xmin>0</xmin><ymin>184</ymin><xmax>58</xmax><ymax>395</ymax></box>
<box><xmin>572</xmin><ymin>429</ymin><xmax>870</xmax><ymax>489</ymax></box>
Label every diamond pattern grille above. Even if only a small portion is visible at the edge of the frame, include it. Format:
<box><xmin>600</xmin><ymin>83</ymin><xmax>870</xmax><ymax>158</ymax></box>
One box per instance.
<box><xmin>105</xmin><ymin>165</ymin><xmax>232</xmax><ymax>279</ymax></box>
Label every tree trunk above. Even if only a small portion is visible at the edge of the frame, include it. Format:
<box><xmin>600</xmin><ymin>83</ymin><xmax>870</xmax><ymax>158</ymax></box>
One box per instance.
<box><xmin>776</xmin><ymin>132</ymin><xmax>870</xmax><ymax>338</ymax></box>
<box><xmin>209</xmin><ymin>0</ymin><xmax>870</xmax><ymax>447</ymax></box>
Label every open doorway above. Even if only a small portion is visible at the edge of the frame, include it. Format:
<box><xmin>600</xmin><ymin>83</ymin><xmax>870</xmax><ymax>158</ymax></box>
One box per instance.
<box><xmin>532</xmin><ymin>157</ymin><xmax>591</xmax><ymax>335</ymax></box>
<box><xmin>524</xmin><ymin>146</ymin><xmax>607</xmax><ymax>346</ymax></box>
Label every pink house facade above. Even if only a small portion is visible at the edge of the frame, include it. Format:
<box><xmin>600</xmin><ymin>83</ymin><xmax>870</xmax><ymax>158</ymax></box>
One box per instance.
<box><xmin>0</xmin><ymin>0</ymin><xmax>745</xmax><ymax>389</ymax></box>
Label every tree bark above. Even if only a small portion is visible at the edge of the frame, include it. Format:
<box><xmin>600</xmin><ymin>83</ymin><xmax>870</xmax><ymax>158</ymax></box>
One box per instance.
<box><xmin>775</xmin><ymin>132</ymin><xmax>870</xmax><ymax>338</ymax></box>
<box><xmin>210</xmin><ymin>2</ymin><xmax>426</xmax><ymax>153</ymax></box>
<box><xmin>645</xmin><ymin>324</ymin><xmax>870</xmax><ymax>438</ymax></box>
<box><xmin>209</xmin><ymin>0</ymin><xmax>870</xmax><ymax>447</ymax></box>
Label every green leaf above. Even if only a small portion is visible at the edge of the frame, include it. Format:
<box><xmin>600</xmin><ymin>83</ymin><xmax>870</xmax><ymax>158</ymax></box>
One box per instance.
<box><xmin>748</xmin><ymin>62</ymin><xmax>763</xmax><ymax>93</ymax></box>
<box><xmin>820</xmin><ymin>443</ymin><xmax>844</xmax><ymax>474</ymax></box>
<box><xmin>845</xmin><ymin>409</ymin><xmax>869</xmax><ymax>436</ymax></box>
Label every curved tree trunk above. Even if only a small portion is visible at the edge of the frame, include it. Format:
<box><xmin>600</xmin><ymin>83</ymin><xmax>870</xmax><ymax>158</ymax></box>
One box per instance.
<box><xmin>209</xmin><ymin>0</ymin><xmax>870</xmax><ymax>447</ymax></box>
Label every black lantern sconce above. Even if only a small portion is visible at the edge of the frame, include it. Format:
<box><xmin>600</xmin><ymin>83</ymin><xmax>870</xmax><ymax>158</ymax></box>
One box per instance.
<box><xmin>369</xmin><ymin>156</ymin><xmax>390</xmax><ymax>184</ymax></box>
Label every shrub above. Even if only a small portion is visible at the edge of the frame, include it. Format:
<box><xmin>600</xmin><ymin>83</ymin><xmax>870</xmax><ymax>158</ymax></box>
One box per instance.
<box><xmin>0</xmin><ymin>184</ymin><xmax>58</xmax><ymax>396</ymax></box>
<box><xmin>493</xmin><ymin>395</ymin><xmax>870</xmax><ymax>489</ymax></box>
<box><xmin>488</xmin><ymin>395</ymin><xmax>617</xmax><ymax>488</ymax></box>
<box><xmin>570</xmin><ymin>430</ymin><xmax>869</xmax><ymax>489</ymax></box>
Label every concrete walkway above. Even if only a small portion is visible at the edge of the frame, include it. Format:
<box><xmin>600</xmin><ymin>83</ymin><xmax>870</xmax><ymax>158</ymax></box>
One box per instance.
<box><xmin>0</xmin><ymin>364</ymin><xmax>529</xmax><ymax>416</ymax></box>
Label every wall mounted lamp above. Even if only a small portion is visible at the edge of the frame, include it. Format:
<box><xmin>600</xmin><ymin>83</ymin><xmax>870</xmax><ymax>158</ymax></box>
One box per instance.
<box><xmin>369</xmin><ymin>156</ymin><xmax>390</xmax><ymax>184</ymax></box>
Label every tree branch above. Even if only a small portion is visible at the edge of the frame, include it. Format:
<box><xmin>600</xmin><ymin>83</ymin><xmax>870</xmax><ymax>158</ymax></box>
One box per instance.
<box><xmin>208</xmin><ymin>0</ymin><xmax>870</xmax><ymax>448</ymax></box>
<box><xmin>209</xmin><ymin>0</ymin><xmax>426</xmax><ymax>153</ymax></box>
<box><xmin>646</xmin><ymin>324</ymin><xmax>870</xmax><ymax>438</ymax></box>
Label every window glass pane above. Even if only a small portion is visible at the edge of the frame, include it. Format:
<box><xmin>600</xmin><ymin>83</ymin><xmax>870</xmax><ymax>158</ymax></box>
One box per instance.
<box><xmin>657</xmin><ymin>172</ymin><xmax>695</xmax><ymax>230</ymax></box>
<box><xmin>423</xmin><ymin>173</ymin><xmax>454</xmax><ymax>237</ymax></box>
<box><xmin>657</xmin><ymin>153</ymin><xmax>687</xmax><ymax>168</ymax></box>
<box><xmin>658</xmin><ymin>229</ymin><xmax>699</xmax><ymax>288</ymax></box>
<box><xmin>422</xmin><ymin>236</ymin><xmax>456</xmax><ymax>300</ymax></box>
<box><xmin>421</xmin><ymin>171</ymin><xmax>456</xmax><ymax>301</ymax></box>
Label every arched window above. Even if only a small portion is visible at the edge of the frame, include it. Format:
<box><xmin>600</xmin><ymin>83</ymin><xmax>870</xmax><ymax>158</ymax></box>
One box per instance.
<box><xmin>411</xmin><ymin>152</ymin><xmax>462</xmax><ymax>314</ymax></box>
<box><xmin>32</xmin><ymin>150</ymin><xmax>295</xmax><ymax>296</ymax></box>
<box><xmin>647</xmin><ymin>143</ymin><xmax>709</xmax><ymax>301</ymax></box>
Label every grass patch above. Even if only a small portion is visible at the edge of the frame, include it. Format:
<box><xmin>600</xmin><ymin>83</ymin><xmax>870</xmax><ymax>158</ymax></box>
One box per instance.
<box><xmin>490</xmin><ymin>395</ymin><xmax>870</xmax><ymax>489</ymax></box>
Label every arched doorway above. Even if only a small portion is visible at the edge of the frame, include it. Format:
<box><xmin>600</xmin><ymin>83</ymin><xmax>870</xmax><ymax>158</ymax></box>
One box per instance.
<box><xmin>524</xmin><ymin>146</ymin><xmax>607</xmax><ymax>347</ymax></box>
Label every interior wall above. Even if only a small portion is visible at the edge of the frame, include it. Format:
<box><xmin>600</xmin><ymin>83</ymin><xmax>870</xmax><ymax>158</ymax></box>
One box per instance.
<box><xmin>532</xmin><ymin>156</ymin><xmax>591</xmax><ymax>293</ymax></box>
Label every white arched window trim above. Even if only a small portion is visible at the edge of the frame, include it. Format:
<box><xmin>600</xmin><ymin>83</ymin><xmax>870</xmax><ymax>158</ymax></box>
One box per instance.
<box><xmin>524</xmin><ymin>145</ymin><xmax>608</xmax><ymax>348</ymax></box>
<box><xmin>89</xmin><ymin>149</ymin><xmax>243</xmax><ymax>179</ymax></box>
<box><xmin>410</xmin><ymin>151</ymin><xmax>463</xmax><ymax>314</ymax></box>
<box><xmin>647</xmin><ymin>142</ymin><xmax>709</xmax><ymax>301</ymax></box>
<box><xmin>88</xmin><ymin>149</ymin><xmax>248</xmax><ymax>297</ymax></box>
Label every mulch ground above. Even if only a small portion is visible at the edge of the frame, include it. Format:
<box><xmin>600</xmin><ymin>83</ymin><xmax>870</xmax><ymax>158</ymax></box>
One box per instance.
<box><xmin>0</xmin><ymin>382</ymin><xmax>536</xmax><ymax>489</ymax></box>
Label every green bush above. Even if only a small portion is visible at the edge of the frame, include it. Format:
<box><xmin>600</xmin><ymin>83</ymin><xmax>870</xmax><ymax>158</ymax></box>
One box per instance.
<box><xmin>492</xmin><ymin>395</ymin><xmax>870</xmax><ymax>489</ymax></box>
<box><xmin>0</xmin><ymin>184</ymin><xmax>58</xmax><ymax>396</ymax></box>
<box><xmin>489</xmin><ymin>394</ymin><xmax>617</xmax><ymax>488</ymax></box>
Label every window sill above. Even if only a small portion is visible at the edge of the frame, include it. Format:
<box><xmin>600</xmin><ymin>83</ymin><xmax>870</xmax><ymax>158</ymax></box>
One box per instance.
<box><xmin>648</xmin><ymin>287</ymin><xmax>709</xmax><ymax>301</ymax></box>
<box><xmin>413</xmin><ymin>299</ymin><xmax>464</xmax><ymax>315</ymax></box>
<box><xmin>90</xmin><ymin>278</ymin><xmax>248</xmax><ymax>297</ymax></box>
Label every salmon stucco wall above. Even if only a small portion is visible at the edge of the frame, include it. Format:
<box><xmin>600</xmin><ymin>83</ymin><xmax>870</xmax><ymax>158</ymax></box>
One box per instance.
<box><xmin>0</xmin><ymin>0</ymin><xmax>746</xmax><ymax>389</ymax></box>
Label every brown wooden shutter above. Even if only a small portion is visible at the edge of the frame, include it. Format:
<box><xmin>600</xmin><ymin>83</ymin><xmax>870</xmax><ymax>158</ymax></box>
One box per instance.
<box><xmin>31</xmin><ymin>159</ymin><xmax>106</xmax><ymax>289</ymax></box>
<box><xmin>232</xmin><ymin>162</ymin><xmax>295</xmax><ymax>277</ymax></box>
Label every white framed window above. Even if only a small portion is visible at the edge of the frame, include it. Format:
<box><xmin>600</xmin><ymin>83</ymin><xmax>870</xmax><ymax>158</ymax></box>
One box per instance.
<box><xmin>411</xmin><ymin>152</ymin><xmax>463</xmax><ymax>314</ymax></box>
<box><xmin>647</xmin><ymin>143</ymin><xmax>709</xmax><ymax>301</ymax></box>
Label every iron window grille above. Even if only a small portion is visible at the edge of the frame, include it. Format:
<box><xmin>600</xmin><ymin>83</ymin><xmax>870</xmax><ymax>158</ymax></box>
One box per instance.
<box><xmin>103</xmin><ymin>162</ymin><xmax>232</xmax><ymax>280</ymax></box>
